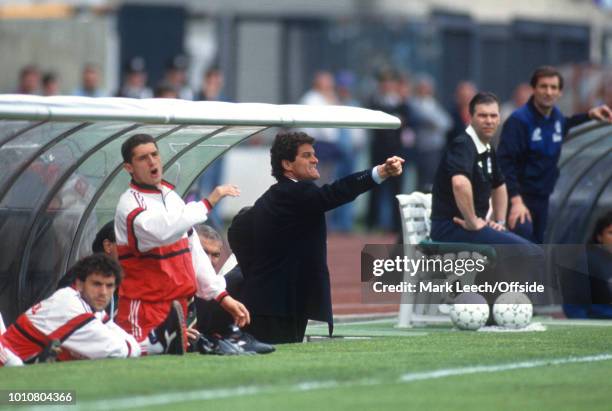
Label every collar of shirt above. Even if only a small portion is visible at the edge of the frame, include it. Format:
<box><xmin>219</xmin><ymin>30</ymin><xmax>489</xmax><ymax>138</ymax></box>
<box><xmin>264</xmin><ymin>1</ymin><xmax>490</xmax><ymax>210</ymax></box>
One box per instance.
<box><xmin>465</xmin><ymin>125</ymin><xmax>490</xmax><ymax>154</ymax></box>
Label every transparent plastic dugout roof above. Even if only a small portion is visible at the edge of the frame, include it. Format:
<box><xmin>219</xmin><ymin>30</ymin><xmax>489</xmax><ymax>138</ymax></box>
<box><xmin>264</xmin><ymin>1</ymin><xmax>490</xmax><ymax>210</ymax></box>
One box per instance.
<box><xmin>0</xmin><ymin>94</ymin><xmax>400</xmax><ymax>322</ymax></box>
<box><xmin>548</xmin><ymin>121</ymin><xmax>612</xmax><ymax>245</ymax></box>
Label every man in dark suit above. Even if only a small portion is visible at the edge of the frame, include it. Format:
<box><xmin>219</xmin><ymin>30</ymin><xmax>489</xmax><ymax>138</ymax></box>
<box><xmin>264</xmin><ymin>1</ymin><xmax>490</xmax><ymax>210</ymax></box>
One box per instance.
<box><xmin>242</xmin><ymin>131</ymin><xmax>404</xmax><ymax>344</ymax></box>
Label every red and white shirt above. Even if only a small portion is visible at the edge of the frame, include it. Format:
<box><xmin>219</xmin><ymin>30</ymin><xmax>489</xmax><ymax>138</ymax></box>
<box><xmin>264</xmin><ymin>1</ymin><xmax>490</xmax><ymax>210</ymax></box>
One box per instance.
<box><xmin>114</xmin><ymin>180</ymin><xmax>226</xmax><ymax>303</ymax></box>
<box><xmin>0</xmin><ymin>287</ymin><xmax>139</xmax><ymax>362</ymax></box>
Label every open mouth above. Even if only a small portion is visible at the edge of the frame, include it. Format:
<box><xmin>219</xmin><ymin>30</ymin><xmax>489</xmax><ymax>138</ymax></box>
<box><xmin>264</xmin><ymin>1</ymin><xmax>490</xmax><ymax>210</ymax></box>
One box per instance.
<box><xmin>151</xmin><ymin>168</ymin><xmax>159</xmax><ymax>177</ymax></box>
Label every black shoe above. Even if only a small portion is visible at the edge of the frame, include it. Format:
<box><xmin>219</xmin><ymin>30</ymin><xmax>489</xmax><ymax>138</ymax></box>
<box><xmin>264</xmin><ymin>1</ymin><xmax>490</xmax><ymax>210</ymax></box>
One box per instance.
<box><xmin>225</xmin><ymin>325</ymin><xmax>275</xmax><ymax>354</ymax></box>
<box><xmin>155</xmin><ymin>300</ymin><xmax>186</xmax><ymax>355</ymax></box>
<box><xmin>191</xmin><ymin>334</ymin><xmax>216</xmax><ymax>355</ymax></box>
<box><xmin>194</xmin><ymin>333</ymin><xmax>253</xmax><ymax>355</ymax></box>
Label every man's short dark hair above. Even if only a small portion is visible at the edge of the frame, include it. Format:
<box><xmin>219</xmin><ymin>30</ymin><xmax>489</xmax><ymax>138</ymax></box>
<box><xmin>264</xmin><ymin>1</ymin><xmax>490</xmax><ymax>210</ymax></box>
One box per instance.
<box><xmin>121</xmin><ymin>134</ymin><xmax>157</xmax><ymax>163</ymax></box>
<box><xmin>530</xmin><ymin>66</ymin><xmax>564</xmax><ymax>90</ymax></box>
<box><xmin>270</xmin><ymin>131</ymin><xmax>315</xmax><ymax>180</ymax></box>
<box><xmin>469</xmin><ymin>92</ymin><xmax>500</xmax><ymax>116</ymax></box>
<box><xmin>591</xmin><ymin>211</ymin><xmax>612</xmax><ymax>244</ymax></box>
<box><xmin>70</xmin><ymin>254</ymin><xmax>122</xmax><ymax>287</ymax></box>
<box><xmin>92</xmin><ymin>221</ymin><xmax>115</xmax><ymax>253</ymax></box>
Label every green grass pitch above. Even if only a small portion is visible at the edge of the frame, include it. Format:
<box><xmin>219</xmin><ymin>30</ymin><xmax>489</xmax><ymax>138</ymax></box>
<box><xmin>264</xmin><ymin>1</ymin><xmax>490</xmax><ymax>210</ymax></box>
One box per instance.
<box><xmin>1</xmin><ymin>319</ymin><xmax>612</xmax><ymax>411</ymax></box>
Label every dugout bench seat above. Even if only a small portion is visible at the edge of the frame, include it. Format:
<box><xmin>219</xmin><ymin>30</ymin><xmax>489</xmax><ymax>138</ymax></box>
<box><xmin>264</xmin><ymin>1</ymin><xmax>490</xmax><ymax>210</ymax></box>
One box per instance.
<box><xmin>395</xmin><ymin>192</ymin><xmax>495</xmax><ymax>328</ymax></box>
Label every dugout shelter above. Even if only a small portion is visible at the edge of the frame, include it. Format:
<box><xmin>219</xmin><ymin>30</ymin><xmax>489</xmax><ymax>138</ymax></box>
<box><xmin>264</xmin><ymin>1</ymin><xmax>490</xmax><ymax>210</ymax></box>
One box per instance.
<box><xmin>547</xmin><ymin>121</ymin><xmax>612</xmax><ymax>244</ymax></box>
<box><xmin>0</xmin><ymin>95</ymin><xmax>400</xmax><ymax>324</ymax></box>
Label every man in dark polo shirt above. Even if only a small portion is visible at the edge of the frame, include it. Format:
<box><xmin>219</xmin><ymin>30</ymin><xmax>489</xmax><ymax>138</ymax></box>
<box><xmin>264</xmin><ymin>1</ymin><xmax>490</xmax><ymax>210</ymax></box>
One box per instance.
<box><xmin>430</xmin><ymin>92</ymin><xmax>534</xmax><ymax>247</ymax></box>
<box><xmin>430</xmin><ymin>92</ymin><xmax>545</xmax><ymax>308</ymax></box>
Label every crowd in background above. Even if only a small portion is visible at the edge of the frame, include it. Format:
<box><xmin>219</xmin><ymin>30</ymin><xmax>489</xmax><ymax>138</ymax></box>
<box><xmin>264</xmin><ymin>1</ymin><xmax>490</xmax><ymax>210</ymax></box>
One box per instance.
<box><xmin>7</xmin><ymin>58</ymin><xmax>612</xmax><ymax>235</ymax></box>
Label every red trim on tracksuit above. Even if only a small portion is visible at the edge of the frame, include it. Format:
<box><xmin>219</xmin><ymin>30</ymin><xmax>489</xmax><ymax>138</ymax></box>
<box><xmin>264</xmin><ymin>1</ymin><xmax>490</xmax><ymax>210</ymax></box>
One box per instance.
<box><xmin>129</xmin><ymin>179</ymin><xmax>175</xmax><ymax>193</ymax></box>
<box><xmin>115</xmin><ymin>297</ymin><xmax>188</xmax><ymax>343</ymax></box>
<box><xmin>126</xmin><ymin>207</ymin><xmax>145</xmax><ymax>253</ymax></box>
<box><xmin>117</xmin><ymin>238</ymin><xmax>197</xmax><ymax>302</ymax></box>
<box><xmin>203</xmin><ymin>199</ymin><xmax>212</xmax><ymax>211</ymax></box>
<box><xmin>215</xmin><ymin>290</ymin><xmax>229</xmax><ymax>303</ymax></box>
<box><xmin>161</xmin><ymin>180</ymin><xmax>175</xmax><ymax>190</ymax></box>
<box><xmin>48</xmin><ymin>313</ymin><xmax>96</xmax><ymax>342</ymax></box>
<box><xmin>1</xmin><ymin>313</ymin><xmax>94</xmax><ymax>361</ymax></box>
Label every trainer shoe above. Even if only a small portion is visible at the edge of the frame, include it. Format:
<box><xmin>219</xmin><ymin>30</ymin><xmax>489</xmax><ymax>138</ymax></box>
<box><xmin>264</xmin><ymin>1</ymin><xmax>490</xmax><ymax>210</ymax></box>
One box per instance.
<box><xmin>225</xmin><ymin>325</ymin><xmax>275</xmax><ymax>354</ymax></box>
<box><xmin>155</xmin><ymin>300</ymin><xmax>186</xmax><ymax>355</ymax></box>
<box><xmin>191</xmin><ymin>334</ymin><xmax>215</xmax><ymax>355</ymax></box>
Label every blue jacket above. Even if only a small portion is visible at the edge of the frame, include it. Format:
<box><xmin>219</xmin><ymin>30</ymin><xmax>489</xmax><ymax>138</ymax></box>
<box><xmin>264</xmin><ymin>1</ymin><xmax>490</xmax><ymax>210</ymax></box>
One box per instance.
<box><xmin>497</xmin><ymin>97</ymin><xmax>589</xmax><ymax>198</ymax></box>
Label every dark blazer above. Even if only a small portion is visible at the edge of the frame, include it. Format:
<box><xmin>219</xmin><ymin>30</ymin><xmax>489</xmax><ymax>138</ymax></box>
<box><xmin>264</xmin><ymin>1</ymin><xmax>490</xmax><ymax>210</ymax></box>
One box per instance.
<box><xmin>242</xmin><ymin>170</ymin><xmax>377</xmax><ymax>333</ymax></box>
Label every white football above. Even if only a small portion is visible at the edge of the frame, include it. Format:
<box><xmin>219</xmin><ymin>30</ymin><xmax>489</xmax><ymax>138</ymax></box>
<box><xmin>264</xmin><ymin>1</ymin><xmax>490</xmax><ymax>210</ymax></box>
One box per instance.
<box><xmin>493</xmin><ymin>292</ymin><xmax>533</xmax><ymax>329</ymax></box>
<box><xmin>450</xmin><ymin>293</ymin><xmax>490</xmax><ymax>331</ymax></box>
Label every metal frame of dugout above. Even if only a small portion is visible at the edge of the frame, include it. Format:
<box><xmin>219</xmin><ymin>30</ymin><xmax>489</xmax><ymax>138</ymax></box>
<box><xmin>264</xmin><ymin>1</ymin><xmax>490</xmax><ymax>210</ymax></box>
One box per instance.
<box><xmin>0</xmin><ymin>95</ymin><xmax>400</xmax><ymax>324</ymax></box>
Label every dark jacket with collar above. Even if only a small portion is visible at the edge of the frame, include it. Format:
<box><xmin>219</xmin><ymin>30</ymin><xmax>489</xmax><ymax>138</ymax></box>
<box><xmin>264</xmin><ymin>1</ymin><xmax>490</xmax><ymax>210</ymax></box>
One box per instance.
<box><xmin>242</xmin><ymin>170</ymin><xmax>377</xmax><ymax>333</ymax></box>
<box><xmin>497</xmin><ymin>97</ymin><xmax>589</xmax><ymax>198</ymax></box>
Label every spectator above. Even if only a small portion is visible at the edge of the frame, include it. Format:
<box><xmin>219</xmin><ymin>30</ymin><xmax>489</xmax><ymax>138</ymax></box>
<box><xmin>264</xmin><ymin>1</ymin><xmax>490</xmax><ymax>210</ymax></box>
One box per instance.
<box><xmin>497</xmin><ymin>66</ymin><xmax>612</xmax><ymax>243</ymax></box>
<box><xmin>500</xmin><ymin>83</ymin><xmax>532</xmax><ymax>123</ymax></box>
<box><xmin>242</xmin><ymin>131</ymin><xmax>403</xmax><ymax>344</ymax></box>
<box><xmin>366</xmin><ymin>69</ymin><xmax>408</xmax><ymax>232</ymax></box>
<box><xmin>329</xmin><ymin>70</ymin><xmax>366</xmax><ymax>232</ymax></box>
<box><xmin>117</xmin><ymin>57</ymin><xmax>152</xmax><ymax>99</ymax></box>
<box><xmin>412</xmin><ymin>74</ymin><xmax>452</xmax><ymax>192</ymax></box>
<box><xmin>153</xmin><ymin>82</ymin><xmax>179</xmax><ymax>98</ymax></box>
<box><xmin>73</xmin><ymin>63</ymin><xmax>105</xmax><ymax>97</ymax></box>
<box><xmin>163</xmin><ymin>54</ymin><xmax>193</xmax><ymax>100</ymax></box>
<box><xmin>446</xmin><ymin>81</ymin><xmax>477</xmax><ymax>145</ymax></box>
<box><xmin>299</xmin><ymin>71</ymin><xmax>340</xmax><ymax>184</ymax></box>
<box><xmin>42</xmin><ymin>72</ymin><xmax>60</xmax><ymax>96</ymax></box>
<box><xmin>195</xmin><ymin>67</ymin><xmax>226</xmax><ymax>102</ymax></box>
<box><xmin>16</xmin><ymin>65</ymin><xmax>41</xmax><ymax>95</ymax></box>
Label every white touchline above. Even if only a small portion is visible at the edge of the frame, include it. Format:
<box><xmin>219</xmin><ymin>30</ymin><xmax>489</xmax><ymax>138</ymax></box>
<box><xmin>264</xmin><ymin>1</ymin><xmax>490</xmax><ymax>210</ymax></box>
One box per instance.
<box><xmin>399</xmin><ymin>353</ymin><xmax>612</xmax><ymax>382</ymax></box>
<box><xmin>24</xmin><ymin>353</ymin><xmax>612</xmax><ymax>411</ymax></box>
<box><xmin>542</xmin><ymin>319</ymin><xmax>612</xmax><ymax>327</ymax></box>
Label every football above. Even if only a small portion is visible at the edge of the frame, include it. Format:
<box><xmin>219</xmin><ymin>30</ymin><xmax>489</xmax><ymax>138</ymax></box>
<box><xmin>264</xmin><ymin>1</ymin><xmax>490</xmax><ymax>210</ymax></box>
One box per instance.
<box><xmin>450</xmin><ymin>293</ymin><xmax>490</xmax><ymax>331</ymax></box>
<box><xmin>492</xmin><ymin>292</ymin><xmax>533</xmax><ymax>329</ymax></box>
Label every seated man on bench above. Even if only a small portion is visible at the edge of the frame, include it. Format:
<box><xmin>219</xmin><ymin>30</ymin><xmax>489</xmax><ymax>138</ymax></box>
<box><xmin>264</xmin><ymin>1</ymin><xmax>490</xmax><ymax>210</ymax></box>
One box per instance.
<box><xmin>429</xmin><ymin>92</ymin><xmax>542</xmax><ymax>304</ymax></box>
